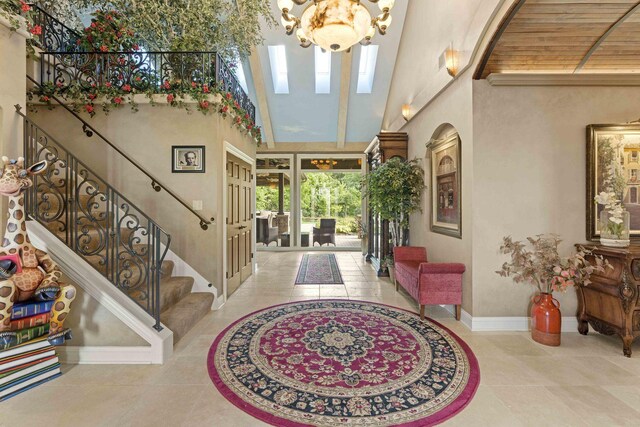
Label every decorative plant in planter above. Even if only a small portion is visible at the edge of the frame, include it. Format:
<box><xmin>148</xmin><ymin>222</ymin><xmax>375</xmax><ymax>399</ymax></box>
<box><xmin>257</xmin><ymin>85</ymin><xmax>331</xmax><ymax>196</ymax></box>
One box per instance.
<box><xmin>497</xmin><ymin>235</ymin><xmax>608</xmax><ymax>346</ymax></box>
<box><xmin>362</xmin><ymin>157</ymin><xmax>425</xmax><ymax>248</ymax></box>
<box><xmin>595</xmin><ymin>137</ymin><xmax>630</xmax><ymax>247</ymax></box>
<box><xmin>30</xmin><ymin>81</ymin><xmax>263</xmax><ymax>145</ymax></box>
<box><xmin>1</xmin><ymin>1</ymin><xmax>37</xmax><ymax>53</ymax></box>
<box><xmin>383</xmin><ymin>255</ymin><xmax>395</xmax><ymax>285</ymax></box>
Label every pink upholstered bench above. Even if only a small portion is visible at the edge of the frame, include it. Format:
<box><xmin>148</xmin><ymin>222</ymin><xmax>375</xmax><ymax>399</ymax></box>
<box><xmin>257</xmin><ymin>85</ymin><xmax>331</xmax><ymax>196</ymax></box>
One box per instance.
<box><xmin>393</xmin><ymin>246</ymin><xmax>465</xmax><ymax>320</ymax></box>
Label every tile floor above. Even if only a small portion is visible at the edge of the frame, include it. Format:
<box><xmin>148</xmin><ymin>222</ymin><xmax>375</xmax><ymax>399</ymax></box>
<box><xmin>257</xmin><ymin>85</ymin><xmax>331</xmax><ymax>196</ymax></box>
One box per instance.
<box><xmin>4</xmin><ymin>251</ymin><xmax>640</xmax><ymax>426</ymax></box>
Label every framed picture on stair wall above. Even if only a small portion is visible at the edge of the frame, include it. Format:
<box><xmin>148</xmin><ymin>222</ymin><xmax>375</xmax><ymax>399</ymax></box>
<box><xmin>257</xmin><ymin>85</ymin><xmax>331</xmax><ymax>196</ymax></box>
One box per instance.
<box><xmin>429</xmin><ymin>133</ymin><xmax>462</xmax><ymax>238</ymax></box>
<box><xmin>172</xmin><ymin>145</ymin><xmax>205</xmax><ymax>173</ymax></box>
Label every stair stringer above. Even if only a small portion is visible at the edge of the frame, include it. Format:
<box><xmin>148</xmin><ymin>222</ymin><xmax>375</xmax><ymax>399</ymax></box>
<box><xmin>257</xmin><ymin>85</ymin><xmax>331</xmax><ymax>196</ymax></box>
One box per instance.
<box><xmin>27</xmin><ymin>220</ymin><xmax>174</xmax><ymax>364</ymax></box>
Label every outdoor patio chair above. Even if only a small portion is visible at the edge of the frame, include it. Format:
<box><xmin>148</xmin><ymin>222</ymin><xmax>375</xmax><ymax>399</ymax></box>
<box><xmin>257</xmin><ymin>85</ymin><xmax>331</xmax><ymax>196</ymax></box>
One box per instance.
<box><xmin>257</xmin><ymin>217</ymin><xmax>279</xmax><ymax>246</ymax></box>
<box><xmin>313</xmin><ymin>219</ymin><xmax>336</xmax><ymax>246</ymax></box>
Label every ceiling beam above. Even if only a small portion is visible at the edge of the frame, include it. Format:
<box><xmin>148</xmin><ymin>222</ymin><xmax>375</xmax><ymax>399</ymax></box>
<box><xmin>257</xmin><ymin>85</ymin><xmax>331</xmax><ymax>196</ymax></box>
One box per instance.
<box><xmin>336</xmin><ymin>50</ymin><xmax>353</xmax><ymax>149</ymax></box>
<box><xmin>575</xmin><ymin>1</ymin><xmax>640</xmax><ymax>73</ymax></box>
<box><xmin>247</xmin><ymin>46</ymin><xmax>275</xmax><ymax>149</ymax></box>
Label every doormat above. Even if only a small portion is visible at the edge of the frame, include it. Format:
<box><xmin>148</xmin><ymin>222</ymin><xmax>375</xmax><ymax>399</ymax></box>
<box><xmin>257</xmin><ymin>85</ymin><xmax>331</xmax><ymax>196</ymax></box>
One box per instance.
<box><xmin>295</xmin><ymin>254</ymin><xmax>343</xmax><ymax>285</ymax></box>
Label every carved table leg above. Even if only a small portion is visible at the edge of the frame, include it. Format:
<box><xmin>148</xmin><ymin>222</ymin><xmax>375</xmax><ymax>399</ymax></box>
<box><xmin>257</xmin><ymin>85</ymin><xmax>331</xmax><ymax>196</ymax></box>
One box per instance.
<box><xmin>578</xmin><ymin>318</ymin><xmax>589</xmax><ymax>335</ymax></box>
<box><xmin>622</xmin><ymin>336</ymin><xmax>633</xmax><ymax>358</ymax></box>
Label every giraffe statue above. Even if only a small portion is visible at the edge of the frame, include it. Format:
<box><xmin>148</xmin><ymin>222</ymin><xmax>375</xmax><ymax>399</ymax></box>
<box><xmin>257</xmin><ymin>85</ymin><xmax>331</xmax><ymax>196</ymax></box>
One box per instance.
<box><xmin>0</xmin><ymin>156</ymin><xmax>76</xmax><ymax>347</ymax></box>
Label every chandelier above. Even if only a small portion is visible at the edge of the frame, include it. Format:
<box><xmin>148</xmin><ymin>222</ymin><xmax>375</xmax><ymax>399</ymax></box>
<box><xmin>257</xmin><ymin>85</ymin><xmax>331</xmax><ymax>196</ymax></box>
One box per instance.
<box><xmin>311</xmin><ymin>159</ymin><xmax>338</xmax><ymax>170</ymax></box>
<box><xmin>277</xmin><ymin>0</ymin><xmax>395</xmax><ymax>52</ymax></box>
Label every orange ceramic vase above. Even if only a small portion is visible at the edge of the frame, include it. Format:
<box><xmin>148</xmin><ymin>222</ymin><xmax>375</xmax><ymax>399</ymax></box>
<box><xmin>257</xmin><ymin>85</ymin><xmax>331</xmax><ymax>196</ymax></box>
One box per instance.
<box><xmin>531</xmin><ymin>293</ymin><xmax>561</xmax><ymax>346</ymax></box>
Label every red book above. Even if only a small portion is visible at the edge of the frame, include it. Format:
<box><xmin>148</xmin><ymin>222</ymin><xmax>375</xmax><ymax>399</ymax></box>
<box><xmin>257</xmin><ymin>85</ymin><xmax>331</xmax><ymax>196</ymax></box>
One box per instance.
<box><xmin>10</xmin><ymin>313</ymin><xmax>51</xmax><ymax>332</ymax></box>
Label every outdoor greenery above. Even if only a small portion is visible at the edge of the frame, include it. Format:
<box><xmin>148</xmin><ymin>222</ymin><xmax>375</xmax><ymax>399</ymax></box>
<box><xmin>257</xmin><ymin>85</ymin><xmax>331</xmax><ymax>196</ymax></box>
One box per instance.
<box><xmin>363</xmin><ymin>158</ymin><xmax>425</xmax><ymax>246</ymax></box>
<box><xmin>255</xmin><ymin>172</ymin><xmax>363</xmax><ymax>235</ymax></box>
<box><xmin>301</xmin><ymin>173</ymin><xmax>362</xmax><ymax>220</ymax></box>
<box><xmin>256</xmin><ymin>179</ymin><xmax>290</xmax><ymax>213</ymax></box>
<box><xmin>76</xmin><ymin>0</ymin><xmax>275</xmax><ymax>59</ymax></box>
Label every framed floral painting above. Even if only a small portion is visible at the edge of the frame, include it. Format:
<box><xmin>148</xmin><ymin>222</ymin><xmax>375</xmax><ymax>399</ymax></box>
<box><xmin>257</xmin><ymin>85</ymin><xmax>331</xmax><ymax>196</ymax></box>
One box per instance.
<box><xmin>429</xmin><ymin>133</ymin><xmax>462</xmax><ymax>238</ymax></box>
<box><xmin>587</xmin><ymin>124</ymin><xmax>640</xmax><ymax>241</ymax></box>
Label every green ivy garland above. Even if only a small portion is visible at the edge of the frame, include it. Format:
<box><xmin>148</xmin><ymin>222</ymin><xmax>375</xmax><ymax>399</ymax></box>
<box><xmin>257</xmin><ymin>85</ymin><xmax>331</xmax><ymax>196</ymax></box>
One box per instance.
<box><xmin>29</xmin><ymin>80</ymin><xmax>263</xmax><ymax>145</ymax></box>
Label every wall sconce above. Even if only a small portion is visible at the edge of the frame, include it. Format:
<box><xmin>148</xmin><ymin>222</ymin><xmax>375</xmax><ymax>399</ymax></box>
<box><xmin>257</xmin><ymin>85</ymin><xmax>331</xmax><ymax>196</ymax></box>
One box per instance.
<box><xmin>444</xmin><ymin>47</ymin><xmax>459</xmax><ymax>77</ymax></box>
<box><xmin>402</xmin><ymin>104</ymin><xmax>412</xmax><ymax>121</ymax></box>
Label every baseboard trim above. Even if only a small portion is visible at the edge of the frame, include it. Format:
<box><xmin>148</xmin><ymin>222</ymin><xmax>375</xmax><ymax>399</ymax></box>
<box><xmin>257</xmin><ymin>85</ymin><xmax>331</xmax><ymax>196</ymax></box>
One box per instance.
<box><xmin>58</xmin><ymin>346</ymin><xmax>154</xmax><ymax>364</ymax></box>
<box><xmin>212</xmin><ymin>294</ymin><xmax>226</xmax><ymax>310</ymax></box>
<box><xmin>460</xmin><ymin>309</ymin><xmax>579</xmax><ymax>332</ymax></box>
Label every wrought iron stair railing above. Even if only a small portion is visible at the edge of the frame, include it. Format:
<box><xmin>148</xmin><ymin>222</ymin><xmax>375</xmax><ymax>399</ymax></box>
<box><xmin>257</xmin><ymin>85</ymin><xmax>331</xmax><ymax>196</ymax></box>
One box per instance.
<box><xmin>18</xmin><ymin>106</ymin><xmax>168</xmax><ymax>331</ymax></box>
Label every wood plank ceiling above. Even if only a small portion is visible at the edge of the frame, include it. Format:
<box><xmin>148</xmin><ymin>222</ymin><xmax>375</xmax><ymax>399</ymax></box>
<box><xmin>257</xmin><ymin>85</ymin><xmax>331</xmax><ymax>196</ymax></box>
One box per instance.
<box><xmin>475</xmin><ymin>0</ymin><xmax>640</xmax><ymax>78</ymax></box>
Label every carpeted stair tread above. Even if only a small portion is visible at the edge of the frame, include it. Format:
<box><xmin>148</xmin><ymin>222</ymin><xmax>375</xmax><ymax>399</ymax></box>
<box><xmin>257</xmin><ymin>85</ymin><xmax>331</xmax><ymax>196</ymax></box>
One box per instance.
<box><xmin>160</xmin><ymin>292</ymin><xmax>214</xmax><ymax>344</ymax></box>
<box><xmin>128</xmin><ymin>276</ymin><xmax>193</xmax><ymax>311</ymax></box>
<box><xmin>160</xmin><ymin>260</ymin><xmax>175</xmax><ymax>277</ymax></box>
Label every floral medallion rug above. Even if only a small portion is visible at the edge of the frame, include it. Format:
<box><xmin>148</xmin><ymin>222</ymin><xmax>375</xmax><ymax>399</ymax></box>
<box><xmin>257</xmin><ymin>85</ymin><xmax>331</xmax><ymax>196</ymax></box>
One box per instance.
<box><xmin>295</xmin><ymin>254</ymin><xmax>344</xmax><ymax>285</ymax></box>
<box><xmin>207</xmin><ymin>300</ymin><xmax>480</xmax><ymax>426</ymax></box>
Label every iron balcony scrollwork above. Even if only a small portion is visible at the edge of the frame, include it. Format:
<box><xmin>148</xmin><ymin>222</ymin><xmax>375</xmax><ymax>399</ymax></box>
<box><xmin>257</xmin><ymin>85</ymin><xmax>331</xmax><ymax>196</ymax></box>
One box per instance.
<box><xmin>29</xmin><ymin>4</ymin><xmax>82</xmax><ymax>53</ymax></box>
<box><xmin>21</xmin><ymin>113</ymin><xmax>169</xmax><ymax>331</ymax></box>
<box><xmin>38</xmin><ymin>51</ymin><xmax>256</xmax><ymax>123</ymax></box>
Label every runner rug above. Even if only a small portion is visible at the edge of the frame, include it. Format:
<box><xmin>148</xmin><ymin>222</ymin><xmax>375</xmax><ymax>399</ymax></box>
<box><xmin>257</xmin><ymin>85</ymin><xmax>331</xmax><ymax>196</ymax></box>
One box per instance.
<box><xmin>208</xmin><ymin>300</ymin><xmax>480</xmax><ymax>427</ymax></box>
<box><xmin>295</xmin><ymin>253</ymin><xmax>343</xmax><ymax>285</ymax></box>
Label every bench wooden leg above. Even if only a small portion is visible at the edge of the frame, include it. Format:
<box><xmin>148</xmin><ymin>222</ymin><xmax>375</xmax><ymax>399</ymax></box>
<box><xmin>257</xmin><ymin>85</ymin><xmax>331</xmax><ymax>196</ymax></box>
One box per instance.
<box><xmin>395</xmin><ymin>280</ymin><xmax>399</xmax><ymax>292</ymax></box>
<box><xmin>455</xmin><ymin>304</ymin><xmax>461</xmax><ymax>321</ymax></box>
<box><xmin>420</xmin><ymin>305</ymin><xmax>425</xmax><ymax>320</ymax></box>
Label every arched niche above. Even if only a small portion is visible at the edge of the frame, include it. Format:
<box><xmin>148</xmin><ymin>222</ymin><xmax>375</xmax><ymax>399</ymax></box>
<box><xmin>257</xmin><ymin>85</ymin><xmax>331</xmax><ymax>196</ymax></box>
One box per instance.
<box><xmin>427</xmin><ymin>123</ymin><xmax>462</xmax><ymax>238</ymax></box>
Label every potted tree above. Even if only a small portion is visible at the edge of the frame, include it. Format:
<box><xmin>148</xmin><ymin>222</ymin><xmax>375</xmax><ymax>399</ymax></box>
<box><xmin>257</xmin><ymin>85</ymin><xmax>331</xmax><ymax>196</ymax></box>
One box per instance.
<box><xmin>362</xmin><ymin>157</ymin><xmax>425</xmax><ymax>248</ymax></box>
<box><xmin>496</xmin><ymin>235</ymin><xmax>608</xmax><ymax>346</ymax></box>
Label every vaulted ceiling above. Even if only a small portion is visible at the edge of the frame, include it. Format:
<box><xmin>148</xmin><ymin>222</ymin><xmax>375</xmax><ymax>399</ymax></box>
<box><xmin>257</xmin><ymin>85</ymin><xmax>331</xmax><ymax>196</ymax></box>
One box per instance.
<box><xmin>243</xmin><ymin>0</ymin><xmax>408</xmax><ymax>148</ymax></box>
<box><xmin>475</xmin><ymin>0</ymin><xmax>640</xmax><ymax>78</ymax></box>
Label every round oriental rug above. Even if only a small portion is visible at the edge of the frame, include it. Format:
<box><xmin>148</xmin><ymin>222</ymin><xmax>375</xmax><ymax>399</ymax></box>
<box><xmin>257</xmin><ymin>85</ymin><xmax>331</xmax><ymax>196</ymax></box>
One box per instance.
<box><xmin>208</xmin><ymin>300</ymin><xmax>480</xmax><ymax>427</ymax></box>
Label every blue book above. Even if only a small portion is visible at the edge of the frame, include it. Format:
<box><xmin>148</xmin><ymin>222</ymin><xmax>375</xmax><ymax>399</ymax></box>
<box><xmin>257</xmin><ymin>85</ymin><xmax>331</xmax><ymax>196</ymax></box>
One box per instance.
<box><xmin>0</xmin><ymin>367</ymin><xmax>61</xmax><ymax>401</ymax></box>
<box><xmin>11</xmin><ymin>301</ymin><xmax>54</xmax><ymax>321</ymax></box>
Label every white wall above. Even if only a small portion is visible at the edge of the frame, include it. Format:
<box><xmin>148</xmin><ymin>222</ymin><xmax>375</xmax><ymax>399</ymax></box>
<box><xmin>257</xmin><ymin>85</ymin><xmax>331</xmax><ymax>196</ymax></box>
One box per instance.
<box><xmin>62</xmin><ymin>273</ymin><xmax>147</xmax><ymax>346</ymax></box>
<box><xmin>383</xmin><ymin>0</ymin><xmax>504</xmax><ymax>131</ymax></box>
<box><xmin>472</xmin><ymin>81</ymin><xmax>640</xmax><ymax>317</ymax></box>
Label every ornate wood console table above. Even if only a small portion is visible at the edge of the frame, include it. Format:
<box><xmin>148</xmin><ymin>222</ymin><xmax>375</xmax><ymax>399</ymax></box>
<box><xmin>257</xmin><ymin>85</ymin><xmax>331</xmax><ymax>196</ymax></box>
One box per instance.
<box><xmin>578</xmin><ymin>245</ymin><xmax>640</xmax><ymax>357</ymax></box>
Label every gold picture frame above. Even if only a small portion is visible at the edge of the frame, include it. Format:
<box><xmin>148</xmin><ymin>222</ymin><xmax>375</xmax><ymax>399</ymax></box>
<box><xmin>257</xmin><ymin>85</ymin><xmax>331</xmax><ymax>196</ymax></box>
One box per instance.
<box><xmin>586</xmin><ymin>124</ymin><xmax>640</xmax><ymax>241</ymax></box>
<box><xmin>429</xmin><ymin>134</ymin><xmax>462</xmax><ymax>238</ymax></box>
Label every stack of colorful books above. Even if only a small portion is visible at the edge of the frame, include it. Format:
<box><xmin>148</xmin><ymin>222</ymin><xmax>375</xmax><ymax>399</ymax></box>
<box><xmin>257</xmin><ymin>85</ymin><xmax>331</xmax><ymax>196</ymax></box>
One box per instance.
<box><xmin>0</xmin><ymin>300</ymin><xmax>61</xmax><ymax>401</ymax></box>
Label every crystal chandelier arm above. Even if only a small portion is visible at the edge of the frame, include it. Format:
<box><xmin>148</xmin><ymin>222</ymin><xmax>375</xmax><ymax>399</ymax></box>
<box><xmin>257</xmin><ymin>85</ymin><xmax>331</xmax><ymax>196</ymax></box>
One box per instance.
<box><xmin>281</xmin><ymin>10</ymin><xmax>300</xmax><ymax>35</ymax></box>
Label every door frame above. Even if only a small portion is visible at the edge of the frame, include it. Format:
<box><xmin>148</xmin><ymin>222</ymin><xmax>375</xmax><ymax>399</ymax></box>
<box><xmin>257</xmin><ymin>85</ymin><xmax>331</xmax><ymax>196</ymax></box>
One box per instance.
<box><xmin>222</xmin><ymin>142</ymin><xmax>256</xmax><ymax>302</ymax></box>
<box><xmin>296</xmin><ymin>153</ymin><xmax>367</xmax><ymax>251</ymax></box>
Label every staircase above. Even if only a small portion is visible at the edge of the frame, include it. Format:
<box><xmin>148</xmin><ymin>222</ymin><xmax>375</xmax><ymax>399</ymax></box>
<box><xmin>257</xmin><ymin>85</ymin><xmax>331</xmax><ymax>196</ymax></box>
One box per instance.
<box><xmin>19</xmin><ymin>109</ymin><xmax>214</xmax><ymax>345</ymax></box>
<box><xmin>13</xmin><ymin>4</ymin><xmax>254</xmax><ymax>347</ymax></box>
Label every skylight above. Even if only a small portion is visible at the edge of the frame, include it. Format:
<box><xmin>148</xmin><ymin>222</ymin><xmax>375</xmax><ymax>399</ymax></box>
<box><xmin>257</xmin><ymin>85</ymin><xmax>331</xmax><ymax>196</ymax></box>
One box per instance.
<box><xmin>315</xmin><ymin>46</ymin><xmax>331</xmax><ymax>94</ymax></box>
<box><xmin>234</xmin><ymin>59</ymin><xmax>249</xmax><ymax>93</ymax></box>
<box><xmin>357</xmin><ymin>45</ymin><xmax>379</xmax><ymax>94</ymax></box>
<box><xmin>268</xmin><ymin>45</ymin><xmax>289</xmax><ymax>94</ymax></box>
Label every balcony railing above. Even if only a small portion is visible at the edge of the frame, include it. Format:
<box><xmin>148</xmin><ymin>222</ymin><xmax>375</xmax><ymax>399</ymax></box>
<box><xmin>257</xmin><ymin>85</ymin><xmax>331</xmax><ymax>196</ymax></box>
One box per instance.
<box><xmin>38</xmin><ymin>50</ymin><xmax>256</xmax><ymax>122</ymax></box>
<box><xmin>27</xmin><ymin>3</ymin><xmax>256</xmax><ymax>122</ymax></box>
<box><xmin>29</xmin><ymin>3</ymin><xmax>82</xmax><ymax>52</ymax></box>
